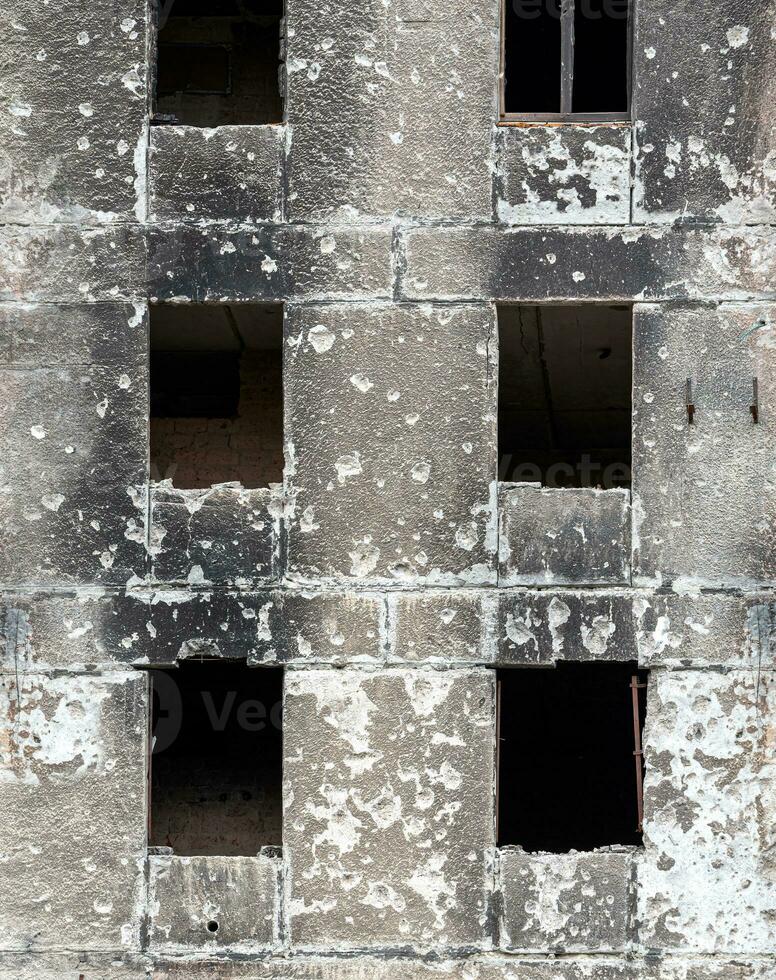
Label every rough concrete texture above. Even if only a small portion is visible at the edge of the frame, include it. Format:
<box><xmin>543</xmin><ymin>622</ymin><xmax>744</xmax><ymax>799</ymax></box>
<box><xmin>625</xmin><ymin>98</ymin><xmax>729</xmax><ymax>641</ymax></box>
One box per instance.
<box><xmin>499</xmin><ymin>848</ymin><xmax>634</xmax><ymax>953</ymax></box>
<box><xmin>0</xmin><ymin>302</ymin><xmax>147</xmax><ymax>588</ymax></box>
<box><xmin>148</xmin><ymin>852</ymin><xmax>280</xmax><ymax>951</ymax></box>
<box><xmin>149</xmin><ymin>125</ymin><xmax>285</xmax><ymax>225</ymax></box>
<box><xmin>639</xmin><ymin>669</ymin><xmax>776</xmax><ymax>954</ymax></box>
<box><xmin>285</xmin><ymin>0</ymin><xmax>497</xmax><ymax>222</ymax></box>
<box><xmin>633</xmin><ymin>303</ymin><xmax>775</xmax><ymax>589</ymax></box>
<box><xmin>285</xmin><ymin>302</ymin><xmax>497</xmax><ymax>586</ymax></box>
<box><xmin>148</xmin><ymin>959</ymin><xmax>776</xmax><ymax>980</ymax></box>
<box><xmin>495</xmin><ymin>126</ymin><xmax>631</xmax><ymax>226</ymax></box>
<box><xmin>633</xmin><ymin>2</ymin><xmax>776</xmax><ymax>224</ymax></box>
<box><xmin>148</xmin><ymin>483</ymin><xmax>279</xmax><ymax>586</ymax></box>
<box><xmin>284</xmin><ymin>668</ymin><xmax>495</xmax><ymax>950</ymax></box>
<box><xmin>499</xmin><ymin>485</ymin><xmax>631</xmax><ymax>587</ymax></box>
<box><xmin>1</xmin><ymin>0</ymin><xmax>774</xmax><ymax>975</ymax></box>
<box><xmin>0</xmin><ymin>671</ymin><xmax>147</xmax><ymax>951</ymax></box>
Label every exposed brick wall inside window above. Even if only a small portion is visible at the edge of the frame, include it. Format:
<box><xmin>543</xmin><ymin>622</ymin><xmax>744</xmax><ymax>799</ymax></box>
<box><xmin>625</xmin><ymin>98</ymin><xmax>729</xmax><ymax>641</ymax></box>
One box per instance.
<box><xmin>151</xmin><ymin>349</ymin><xmax>283</xmax><ymax>489</ymax></box>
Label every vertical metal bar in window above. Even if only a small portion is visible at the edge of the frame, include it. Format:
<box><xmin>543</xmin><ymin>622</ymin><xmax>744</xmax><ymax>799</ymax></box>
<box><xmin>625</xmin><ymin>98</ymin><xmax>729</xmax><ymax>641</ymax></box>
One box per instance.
<box><xmin>495</xmin><ymin>678</ymin><xmax>502</xmax><ymax>843</ymax></box>
<box><xmin>626</xmin><ymin>0</ymin><xmax>634</xmax><ymax>116</ymax></box>
<box><xmin>560</xmin><ymin>0</ymin><xmax>575</xmax><ymax>114</ymax></box>
<box><xmin>147</xmin><ymin>672</ymin><xmax>154</xmax><ymax>844</ymax></box>
<box><xmin>630</xmin><ymin>674</ymin><xmax>646</xmax><ymax>832</ymax></box>
<box><xmin>499</xmin><ymin>0</ymin><xmax>507</xmax><ymax>119</ymax></box>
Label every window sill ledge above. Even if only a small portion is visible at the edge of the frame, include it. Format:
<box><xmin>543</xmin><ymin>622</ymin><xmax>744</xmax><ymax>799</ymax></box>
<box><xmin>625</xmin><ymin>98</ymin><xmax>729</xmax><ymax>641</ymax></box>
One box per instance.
<box><xmin>498</xmin><ymin>116</ymin><xmax>632</xmax><ymax>128</ymax></box>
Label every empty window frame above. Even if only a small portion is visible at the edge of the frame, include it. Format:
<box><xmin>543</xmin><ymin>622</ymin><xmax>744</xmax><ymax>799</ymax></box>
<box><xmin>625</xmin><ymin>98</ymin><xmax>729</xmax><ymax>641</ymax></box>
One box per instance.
<box><xmin>498</xmin><ymin>305</ymin><xmax>632</xmax><ymax>488</ymax></box>
<box><xmin>149</xmin><ymin>660</ymin><xmax>283</xmax><ymax>855</ymax></box>
<box><xmin>497</xmin><ymin>663</ymin><xmax>647</xmax><ymax>852</ymax></box>
<box><xmin>154</xmin><ymin>0</ymin><xmax>284</xmax><ymax>126</ymax></box>
<box><xmin>150</xmin><ymin>304</ymin><xmax>283</xmax><ymax>489</ymax></box>
<box><xmin>501</xmin><ymin>0</ymin><xmax>631</xmax><ymax>121</ymax></box>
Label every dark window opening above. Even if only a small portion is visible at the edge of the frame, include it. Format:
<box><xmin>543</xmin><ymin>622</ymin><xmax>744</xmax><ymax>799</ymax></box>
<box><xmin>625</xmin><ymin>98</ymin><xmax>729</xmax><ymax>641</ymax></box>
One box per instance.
<box><xmin>149</xmin><ymin>660</ymin><xmax>283</xmax><ymax>855</ymax></box>
<box><xmin>572</xmin><ymin>0</ymin><xmax>629</xmax><ymax>113</ymax></box>
<box><xmin>502</xmin><ymin>0</ymin><xmax>630</xmax><ymax>118</ymax></box>
<box><xmin>503</xmin><ymin>0</ymin><xmax>561</xmax><ymax>116</ymax></box>
<box><xmin>498</xmin><ymin>304</ymin><xmax>632</xmax><ymax>488</ymax></box>
<box><xmin>150</xmin><ymin>303</ymin><xmax>284</xmax><ymax>489</ymax></box>
<box><xmin>497</xmin><ymin>663</ymin><xmax>647</xmax><ymax>852</ymax></box>
<box><xmin>154</xmin><ymin>0</ymin><xmax>283</xmax><ymax>126</ymax></box>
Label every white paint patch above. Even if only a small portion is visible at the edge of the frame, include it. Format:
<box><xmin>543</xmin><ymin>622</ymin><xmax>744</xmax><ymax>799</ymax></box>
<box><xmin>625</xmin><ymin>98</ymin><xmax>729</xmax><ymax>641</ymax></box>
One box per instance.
<box><xmin>726</xmin><ymin>25</ymin><xmax>750</xmax><ymax>48</ymax></box>
<box><xmin>121</xmin><ymin>68</ymin><xmax>143</xmax><ymax>97</ymax></box>
<box><xmin>505</xmin><ymin>611</ymin><xmax>539</xmax><ymax>652</ymax></box>
<box><xmin>41</xmin><ymin>493</ymin><xmax>65</xmax><ymax>512</ymax></box>
<box><xmin>335</xmin><ymin>453</ymin><xmax>363</xmax><ymax>483</ymax></box>
<box><xmin>547</xmin><ymin>597</ymin><xmax>571</xmax><ymax>656</ymax></box>
<box><xmin>403</xmin><ymin>672</ymin><xmax>456</xmax><ymax>717</ymax></box>
<box><xmin>348</xmin><ymin>539</ymin><xmax>380</xmax><ymax>577</ymax></box>
<box><xmin>1</xmin><ymin>676</ymin><xmax>113</xmax><ymax>783</ymax></box>
<box><xmin>349</xmin><ymin>373</ymin><xmax>374</xmax><ymax>393</ymax></box>
<box><xmin>454</xmin><ymin>522</ymin><xmax>478</xmax><ymax>551</ymax></box>
<box><xmin>308</xmin><ymin>324</ymin><xmax>336</xmax><ymax>353</ymax></box>
<box><xmin>411</xmin><ymin>462</ymin><xmax>431</xmax><ymax>484</ymax></box>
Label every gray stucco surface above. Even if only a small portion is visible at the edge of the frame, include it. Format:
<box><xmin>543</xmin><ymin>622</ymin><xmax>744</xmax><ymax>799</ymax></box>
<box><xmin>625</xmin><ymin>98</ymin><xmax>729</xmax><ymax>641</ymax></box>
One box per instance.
<box><xmin>0</xmin><ymin>0</ymin><xmax>773</xmax><ymax>976</ymax></box>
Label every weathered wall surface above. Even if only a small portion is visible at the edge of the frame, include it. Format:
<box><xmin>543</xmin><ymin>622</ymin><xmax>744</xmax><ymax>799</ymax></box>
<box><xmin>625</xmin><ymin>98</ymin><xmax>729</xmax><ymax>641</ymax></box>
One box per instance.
<box><xmin>0</xmin><ymin>0</ymin><xmax>774</xmax><ymax>977</ymax></box>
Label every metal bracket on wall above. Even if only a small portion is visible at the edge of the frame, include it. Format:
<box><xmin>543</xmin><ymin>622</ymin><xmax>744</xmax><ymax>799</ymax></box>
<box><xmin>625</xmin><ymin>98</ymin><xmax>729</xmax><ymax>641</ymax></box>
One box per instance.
<box><xmin>686</xmin><ymin>378</ymin><xmax>695</xmax><ymax>425</ymax></box>
<box><xmin>751</xmin><ymin>378</ymin><xmax>760</xmax><ymax>423</ymax></box>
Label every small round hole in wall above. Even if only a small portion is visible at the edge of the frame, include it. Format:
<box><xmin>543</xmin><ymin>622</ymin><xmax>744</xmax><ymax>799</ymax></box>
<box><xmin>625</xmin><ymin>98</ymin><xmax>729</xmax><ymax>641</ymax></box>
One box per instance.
<box><xmin>206</xmin><ymin>920</ymin><xmax>219</xmax><ymax>934</ymax></box>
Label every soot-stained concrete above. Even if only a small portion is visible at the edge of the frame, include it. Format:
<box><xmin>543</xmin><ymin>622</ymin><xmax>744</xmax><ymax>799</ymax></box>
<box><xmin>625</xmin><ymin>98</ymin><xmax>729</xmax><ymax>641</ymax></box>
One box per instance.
<box><xmin>0</xmin><ymin>0</ymin><xmax>773</xmax><ymax>976</ymax></box>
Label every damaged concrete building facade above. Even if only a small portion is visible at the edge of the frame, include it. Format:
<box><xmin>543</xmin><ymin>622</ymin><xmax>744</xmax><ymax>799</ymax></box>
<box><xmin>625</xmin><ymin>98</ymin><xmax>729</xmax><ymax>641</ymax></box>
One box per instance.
<box><xmin>1</xmin><ymin>0</ymin><xmax>774</xmax><ymax>978</ymax></box>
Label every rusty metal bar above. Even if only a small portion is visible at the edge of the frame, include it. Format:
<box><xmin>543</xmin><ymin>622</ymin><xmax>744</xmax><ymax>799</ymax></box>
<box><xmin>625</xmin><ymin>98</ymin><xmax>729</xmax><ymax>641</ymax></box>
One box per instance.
<box><xmin>560</xmin><ymin>0</ymin><xmax>575</xmax><ymax>114</ymax></box>
<box><xmin>630</xmin><ymin>674</ymin><xmax>646</xmax><ymax>833</ymax></box>
<box><xmin>147</xmin><ymin>672</ymin><xmax>154</xmax><ymax>844</ymax></box>
<box><xmin>751</xmin><ymin>378</ymin><xmax>760</xmax><ymax>423</ymax></box>
<box><xmin>686</xmin><ymin>378</ymin><xmax>695</xmax><ymax>425</ymax></box>
<box><xmin>499</xmin><ymin>0</ymin><xmax>506</xmax><ymax>118</ymax></box>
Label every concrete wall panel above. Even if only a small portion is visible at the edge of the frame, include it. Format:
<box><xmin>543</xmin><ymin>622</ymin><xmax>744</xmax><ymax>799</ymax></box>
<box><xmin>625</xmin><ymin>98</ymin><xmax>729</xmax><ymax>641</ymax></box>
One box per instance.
<box><xmin>284</xmin><ymin>668</ymin><xmax>496</xmax><ymax>950</ymax></box>
<box><xmin>286</xmin><ymin>303</ymin><xmax>497</xmax><ymax>586</ymax></box>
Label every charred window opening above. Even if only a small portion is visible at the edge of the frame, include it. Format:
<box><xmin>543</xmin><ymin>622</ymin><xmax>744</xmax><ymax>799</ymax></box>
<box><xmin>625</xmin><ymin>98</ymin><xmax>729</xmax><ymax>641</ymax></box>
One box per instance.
<box><xmin>154</xmin><ymin>0</ymin><xmax>284</xmax><ymax>126</ymax></box>
<box><xmin>498</xmin><ymin>304</ymin><xmax>632</xmax><ymax>488</ymax></box>
<box><xmin>497</xmin><ymin>663</ymin><xmax>648</xmax><ymax>853</ymax></box>
<box><xmin>502</xmin><ymin>0</ymin><xmax>630</xmax><ymax>119</ymax></box>
<box><xmin>149</xmin><ymin>661</ymin><xmax>283</xmax><ymax>855</ymax></box>
<box><xmin>150</xmin><ymin>303</ymin><xmax>283</xmax><ymax>489</ymax></box>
